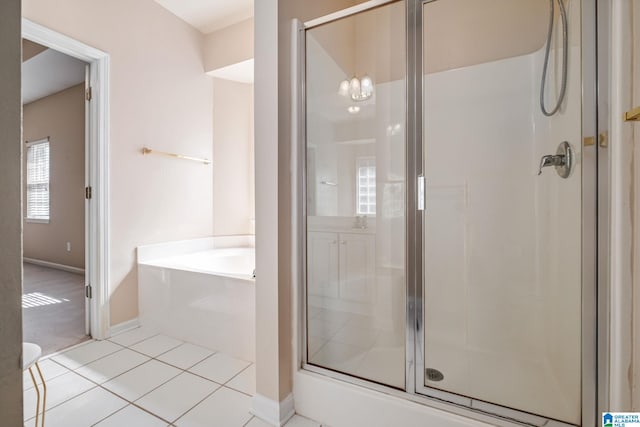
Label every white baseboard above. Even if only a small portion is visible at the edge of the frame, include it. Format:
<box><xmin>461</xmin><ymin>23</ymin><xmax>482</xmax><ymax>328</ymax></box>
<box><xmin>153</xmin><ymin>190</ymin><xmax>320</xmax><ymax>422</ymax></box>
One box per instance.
<box><xmin>108</xmin><ymin>318</ymin><xmax>140</xmax><ymax>338</ymax></box>
<box><xmin>23</xmin><ymin>257</ymin><xmax>85</xmax><ymax>275</ymax></box>
<box><xmin>251</xmin><ymin>393</ymin><xmax>295</xmax><ymax>426</ymax></box>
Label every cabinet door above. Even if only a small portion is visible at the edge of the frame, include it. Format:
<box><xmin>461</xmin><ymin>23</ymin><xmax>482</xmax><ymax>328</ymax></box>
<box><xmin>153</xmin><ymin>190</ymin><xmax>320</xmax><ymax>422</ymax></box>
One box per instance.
<box><xmin>338</xmin><ymin>233</ymin><xmax>375</xmax><ymax>303</ymax></box>
<box><xmin>307</xmin><ymin>232</ymin><xmax>339</xmax><ymax>298</ymax></box>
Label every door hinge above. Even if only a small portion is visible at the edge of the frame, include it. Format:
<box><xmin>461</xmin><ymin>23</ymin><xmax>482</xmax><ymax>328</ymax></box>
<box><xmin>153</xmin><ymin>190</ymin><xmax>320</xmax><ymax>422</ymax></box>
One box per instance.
<box><xmin>85</xmin><ymin>186</ymin><xmax>92</xmax><ymax>199</ymax></box>
<box><xmin>85</xmin><ymin>284</ymin><xmax>92</xmax><ymax>299</ymax></box>
<box><xmin>85</xmin><ymin>86</ymin><xmax>92</xmax><ymax>101</ymax></box>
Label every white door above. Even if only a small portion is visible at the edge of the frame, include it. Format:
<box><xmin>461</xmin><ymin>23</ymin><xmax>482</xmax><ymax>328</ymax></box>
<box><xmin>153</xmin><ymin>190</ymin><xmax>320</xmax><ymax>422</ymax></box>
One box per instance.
<box><xmin>84</xmin><ymin>63</ymin><xmax>91</xmax><ymax>335</ymax></box>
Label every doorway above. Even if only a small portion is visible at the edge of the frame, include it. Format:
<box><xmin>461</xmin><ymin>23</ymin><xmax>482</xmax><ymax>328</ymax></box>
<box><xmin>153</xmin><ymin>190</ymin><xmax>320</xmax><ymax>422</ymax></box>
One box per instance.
<box><xmin>300</xmin><ymin>0</ymin><xmax>600</xmax><ymax>426</ymax></box>
<box><xmin>21</xmin><ymin>38</ymin><xmax>90</xmax><ymax>354</ymax></box>
<box><xmin>22</xmin><ymin>19</ymin><xmax>111</xmax><ymax>344</ymax></box>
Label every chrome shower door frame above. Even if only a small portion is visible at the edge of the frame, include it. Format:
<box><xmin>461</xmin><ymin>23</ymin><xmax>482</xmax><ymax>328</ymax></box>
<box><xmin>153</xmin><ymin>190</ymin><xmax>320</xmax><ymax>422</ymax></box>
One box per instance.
<box><xmin>297</xmin><ymin>0</ymin><xmax>604</xmax><ymax>425</ymax></box>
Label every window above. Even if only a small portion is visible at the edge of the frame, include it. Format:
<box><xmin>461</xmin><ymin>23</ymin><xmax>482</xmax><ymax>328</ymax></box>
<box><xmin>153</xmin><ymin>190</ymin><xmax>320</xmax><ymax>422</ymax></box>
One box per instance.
<box><xmin>26</xmin><ymin>140</ymin><xmax>50</xmax><ymax>222</ymax></box>
<box><xmin>356</xmin><ymin>157</ymin><xmax>376</xmax><ymax>215</ymax></box>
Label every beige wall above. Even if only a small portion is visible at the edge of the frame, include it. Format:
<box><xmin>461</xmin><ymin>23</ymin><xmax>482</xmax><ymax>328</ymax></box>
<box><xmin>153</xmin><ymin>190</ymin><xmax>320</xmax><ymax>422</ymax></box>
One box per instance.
<box><xmin>212</xmin><ymin>78</ymin><xmax>255</xmax><ymax>236</ymax></box>
<box><xmin>0</xmin><ymin>0</ymin><xmax>24</xmax><ymax>424</ymax></box>
<box><xmin>23</xmin><ymin>84</ymin><xmax>86</xmax><ymax>269</ymax></box>
<box><xmin>23</xmin><ymin>0</ymin><xmax>214</xmax><ymax>326</ymax></box>
<box><xmin>22</xmin><ymin>39</ymin><xmax>46</xmax><ymax>61</ymax></box>
<box><xmin>204</xmin><ymin>18</ymin><xmax>254</xmax><ymax>73</ymax></box>
<box><xmin>254</xmin><ymin>0</ymin><xmax>366</xmax><ymax>405</ymax></box>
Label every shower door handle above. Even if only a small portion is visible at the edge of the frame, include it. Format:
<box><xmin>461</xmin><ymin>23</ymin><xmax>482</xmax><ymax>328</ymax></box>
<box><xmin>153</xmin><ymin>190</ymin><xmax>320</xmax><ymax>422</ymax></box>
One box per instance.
<box><xmin>417</xmin><ymin>175</ymin><xmax>425</xmax><ymax>211</ymax></box>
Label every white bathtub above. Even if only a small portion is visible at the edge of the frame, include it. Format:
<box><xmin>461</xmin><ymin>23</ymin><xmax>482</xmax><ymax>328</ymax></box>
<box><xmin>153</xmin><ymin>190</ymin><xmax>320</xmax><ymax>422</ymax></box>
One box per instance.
<box><xmin>137</xmin><ymin>236</ymin><xmax>255</xmax><ymax>362</ymax></box>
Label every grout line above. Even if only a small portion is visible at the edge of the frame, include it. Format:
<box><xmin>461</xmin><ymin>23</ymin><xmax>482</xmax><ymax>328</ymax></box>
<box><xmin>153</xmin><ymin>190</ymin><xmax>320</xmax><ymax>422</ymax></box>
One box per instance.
<box><xmin>111</xmin><ymin>333</ymin><xmax>228</xmax><ymax>374</ymax></box>
<box><xmin>24</xmin><ymin>383</ymin><xmax>100</xmax><ymax>423</ymax></box>
<box><xmin>105</xmin><ymin>338</ymin><xmax>129</xmax><ymax>348</ymax></box>
<box><xmin>223</xmin><ymin>384</ymin><xmax>254</xmax><ymax>398</ymax></box>
<box><xmin>94</xmin><ymin>381</ymin><xmax>177</xmax><ymax>426</ymax></box>
<box><xmin>221</xmin><ymin>363</ymin><xmax>255</xmax><ymax>396</ymax></box>
<box><xmin>222</xmin><ymin>362</ymin><xmax>252</xmax><ymax>384</ymax></box>
<box><xmin>72</xmin><ymin>352</ymin><xmax>150</xmax><ymax>386</ymax></box>
<box><xmin>92</xmin><ymin>365</ymin><xmax>177</xmax><ymax>425</ymax></box>
<box><xmin>70</xmin><ymin>346</ymin><xmax>218</xmax><ymax>400</ymax></box>
<box><xmin>104</xmin><ymin>365</ymin><xmax>183</xmax><ymax>407</ymax></box>
<box><xmin>124</xmin><ymin>341</ymin><xmax>185</xmax><ymax>361</ymax></box>
<box><xmin>22</xmin><ymin>359</ymin><xmax>72</xmax><ymax>391</ymax></box>
<box><xmin>25</xmin><ymin>335</ymin><xmax>257</xmax><ymax>426</ymax></box>
<box><xmin>51</xmin><ymin>342</ymin><xmax>125</xmax><ymax>371</ymax></box>
<box><xmin>176</xmin><ymin>368</ymin><xmax>223</xmax><ymax>387</ymax></box>
<box><xmin>70</xmin><ymin>347</ymin><xmax>130</xmax><ymax>375</ymax></box>
<box><xmin>154</xmin><ymin>346</ymin><xmax>217</xmax><ymax>371</ymax></box>
<box><xmin>87</xmin><ymin>392</ymin><xmax>129</xmax><ymax>426</ymax></box>
<box><xmin>169</xmin><ymin>382</ymin><xmax>223</xmax><ymax>425</ymax></box>
<box><xmin>126</xmin><ymin>344</ymin><xmax>220</xmax><ymax>377</ymax></box>
<box><xmin>89</xmin><ymin>388</ymin><xmax>170</xmax><ymax>426</ymax></box>
<box><xmin>40</xmin><ymin>338</ymin><xmax>99</xmax><ymax>361</ymax></box>
<box><xmin>108</xmin><ymin>331</ymin><xmax>161</xmax><ymax>348</ymax></box>
<box><xmin>125</xmin><ymin>400</ymin><xmax>175</xmax><ymax>425</ymax></box>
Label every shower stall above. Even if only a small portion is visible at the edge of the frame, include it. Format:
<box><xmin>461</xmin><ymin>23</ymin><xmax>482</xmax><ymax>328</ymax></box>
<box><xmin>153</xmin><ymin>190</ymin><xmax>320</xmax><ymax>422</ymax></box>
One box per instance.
<box><xmin>298</xmin><ymin>0</ymin><xmax>603</xmax><ymax>426</ymax></box>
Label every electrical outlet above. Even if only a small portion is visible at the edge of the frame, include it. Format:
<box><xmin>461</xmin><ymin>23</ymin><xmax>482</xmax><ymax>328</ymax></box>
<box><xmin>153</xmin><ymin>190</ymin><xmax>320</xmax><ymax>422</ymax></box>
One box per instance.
<box><xmin>66</xmin><ymin>241</ymin><xmax>71</xmax><ymax>252</ymax></box>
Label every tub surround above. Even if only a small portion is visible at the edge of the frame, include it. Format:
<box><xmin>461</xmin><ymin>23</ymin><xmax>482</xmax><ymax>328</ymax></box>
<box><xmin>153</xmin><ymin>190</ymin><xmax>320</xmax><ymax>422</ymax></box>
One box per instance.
<box><xmin>137</xmin><ymin>236</ymin><xmax>255</xmax><ymax>362</ymax></box>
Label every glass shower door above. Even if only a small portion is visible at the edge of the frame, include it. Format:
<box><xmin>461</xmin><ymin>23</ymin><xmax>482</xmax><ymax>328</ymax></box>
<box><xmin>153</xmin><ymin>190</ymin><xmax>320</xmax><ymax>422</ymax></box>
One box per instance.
<box><xmin>419</xmin><ymin>0</ymin><xmax>582</xmax><ymax>424</ymax></box>
<box><xmin>304</xmin><ymin>1</ymin><xmax>407</xmax><ymax>389</ymax></box>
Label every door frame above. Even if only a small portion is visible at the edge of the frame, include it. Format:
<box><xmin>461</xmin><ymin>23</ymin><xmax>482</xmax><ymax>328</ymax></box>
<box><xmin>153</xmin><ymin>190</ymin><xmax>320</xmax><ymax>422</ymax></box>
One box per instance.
<box><xmin>22</xmin><ymin>19</ymin><xmax>111</xmax><ymax>340</ymax></box>
<box><xmin>296</xmin><ymin>0</ymin><xmax>606</xmax><ymax>426</ymax></box>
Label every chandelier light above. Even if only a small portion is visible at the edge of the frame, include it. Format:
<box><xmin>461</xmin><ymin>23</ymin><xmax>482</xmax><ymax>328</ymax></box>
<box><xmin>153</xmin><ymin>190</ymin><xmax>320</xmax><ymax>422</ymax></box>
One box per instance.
<box><xmin>338</xmin><ymin>74</ymin><xmax>374</xmax><ymax>102</ymax></box>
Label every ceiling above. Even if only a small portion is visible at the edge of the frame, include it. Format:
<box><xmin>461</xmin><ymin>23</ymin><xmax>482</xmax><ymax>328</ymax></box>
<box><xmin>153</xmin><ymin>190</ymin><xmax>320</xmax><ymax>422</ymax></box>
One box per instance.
<box><xmin>154</xmin><ymin>0</ymin><xmax>253</xmax><ymax>34</ymax></box>
<box><xmin>22</xmin><ymin>41</ymin><xmax>86</xmax><ymax>105</ymax></box>
<box><xmin>207</xmin><ymin>59</ymin><xmax>254</xmax><ymax>84</ymax></box>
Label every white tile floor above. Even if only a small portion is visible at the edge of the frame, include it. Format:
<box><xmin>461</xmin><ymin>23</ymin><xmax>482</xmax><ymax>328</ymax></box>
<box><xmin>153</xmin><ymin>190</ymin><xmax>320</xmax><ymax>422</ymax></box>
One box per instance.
<box><xmin>24</xmin><ymin>327</ymin><xmax>324</xmax><ymax>427</ymax></box>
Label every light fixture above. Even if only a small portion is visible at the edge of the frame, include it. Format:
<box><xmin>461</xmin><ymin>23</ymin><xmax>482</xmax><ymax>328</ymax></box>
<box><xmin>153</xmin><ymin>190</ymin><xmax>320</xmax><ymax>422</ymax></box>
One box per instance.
<box><xmin>338</xmin><ymin>74</ymin><xmax>374</xmax><ymax>102</ymax></box>
<box><xmin>348</xmin><ymin>105</ymin><xmax>361</xmax><ymax>114</ymax></box>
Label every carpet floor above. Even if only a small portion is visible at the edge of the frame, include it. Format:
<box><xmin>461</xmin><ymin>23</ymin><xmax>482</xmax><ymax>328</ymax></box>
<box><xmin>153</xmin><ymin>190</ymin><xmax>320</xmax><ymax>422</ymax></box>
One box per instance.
<box><xmin>22</xmin><ymin>262</ymin><xmax>90</xmax><ymax>356</ymax></box>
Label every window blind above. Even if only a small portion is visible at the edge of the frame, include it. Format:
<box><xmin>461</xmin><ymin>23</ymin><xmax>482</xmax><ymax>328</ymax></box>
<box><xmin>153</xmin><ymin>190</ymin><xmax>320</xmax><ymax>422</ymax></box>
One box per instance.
<box><xmin>26</xmin><ymin>140</ymin><xmax>50</xmax><ymax>221</ymax></box>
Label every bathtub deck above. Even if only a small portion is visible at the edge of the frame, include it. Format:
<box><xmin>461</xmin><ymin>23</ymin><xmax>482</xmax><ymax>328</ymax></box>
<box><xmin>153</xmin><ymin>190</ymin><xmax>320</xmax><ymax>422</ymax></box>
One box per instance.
<box><xmin>23</xmin><ymin>327</ymin><xmax>319</xmax><ymax>427</ymax></box>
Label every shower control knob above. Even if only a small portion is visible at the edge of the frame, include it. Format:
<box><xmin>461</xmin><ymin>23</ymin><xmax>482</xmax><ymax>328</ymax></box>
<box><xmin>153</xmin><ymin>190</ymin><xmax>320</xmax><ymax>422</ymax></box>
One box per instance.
<box><xmin>538</xmin><ymin>154</ymin><xmax>565</xmax><ymax>174</ymax></box>
<box><xmin>537</xmin><ymin>141</ymin><xmax>574</xmax><ymax>179</ymax></box>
